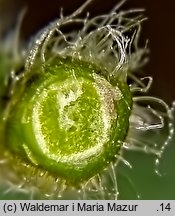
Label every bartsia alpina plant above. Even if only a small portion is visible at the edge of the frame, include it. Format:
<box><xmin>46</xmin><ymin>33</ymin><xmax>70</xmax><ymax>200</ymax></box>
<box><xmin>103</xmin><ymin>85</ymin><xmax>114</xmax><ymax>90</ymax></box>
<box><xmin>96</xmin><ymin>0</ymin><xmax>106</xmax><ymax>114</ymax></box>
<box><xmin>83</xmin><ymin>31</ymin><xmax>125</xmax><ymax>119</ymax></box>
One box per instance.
<box><xmin>0</xmin><ymin>0</ymin><xmax>174</xmax><ymax>199</ymax></box>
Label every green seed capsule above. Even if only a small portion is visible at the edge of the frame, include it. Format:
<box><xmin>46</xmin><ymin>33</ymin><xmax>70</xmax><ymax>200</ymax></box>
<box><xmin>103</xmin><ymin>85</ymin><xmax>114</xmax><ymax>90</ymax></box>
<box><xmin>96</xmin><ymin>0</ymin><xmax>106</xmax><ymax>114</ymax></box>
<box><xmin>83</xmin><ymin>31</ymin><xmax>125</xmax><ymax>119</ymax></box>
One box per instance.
<box><xmin>5</xmin><ymin>57</ymin><xmax>132</xmax><ymax>185</ymax></box>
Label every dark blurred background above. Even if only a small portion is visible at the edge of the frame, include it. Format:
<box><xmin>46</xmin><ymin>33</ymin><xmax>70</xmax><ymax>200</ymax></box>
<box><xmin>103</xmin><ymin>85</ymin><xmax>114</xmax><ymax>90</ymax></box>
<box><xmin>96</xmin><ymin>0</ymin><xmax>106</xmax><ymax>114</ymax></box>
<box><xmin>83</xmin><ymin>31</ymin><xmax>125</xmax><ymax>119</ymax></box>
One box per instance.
<box><xmin>0</xmin><ymin>0</ymin><xmax>175</xmax><ymax>104</ymax></box>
